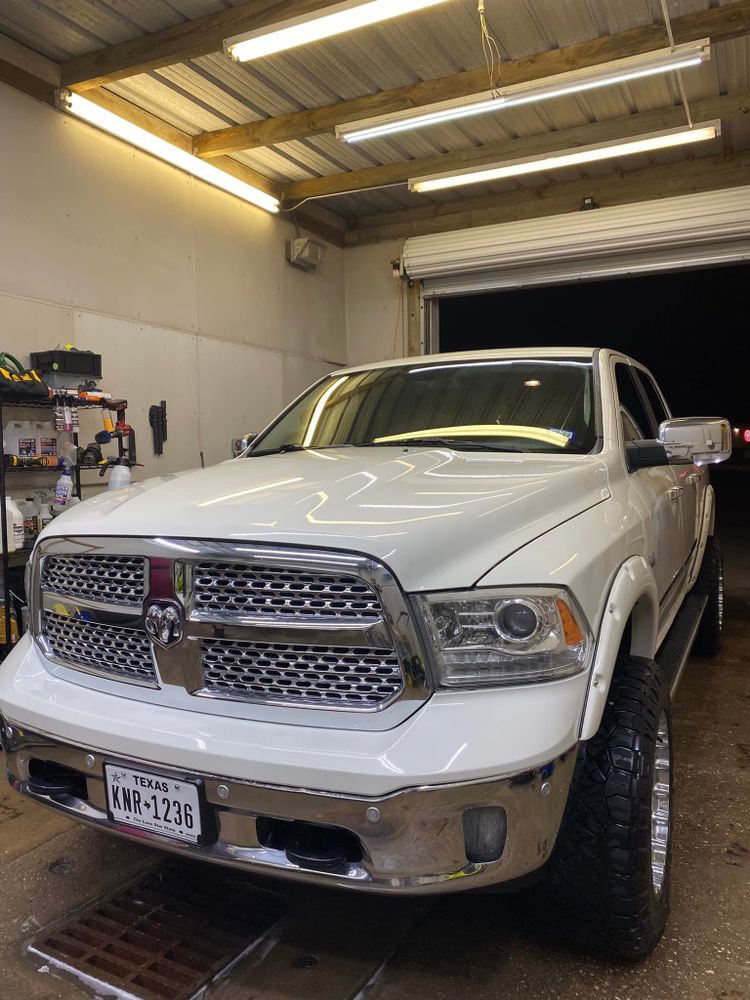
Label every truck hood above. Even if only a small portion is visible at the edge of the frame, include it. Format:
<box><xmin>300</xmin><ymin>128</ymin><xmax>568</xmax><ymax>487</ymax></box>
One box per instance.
<box><xmin>47</xmin><ymin>448</ymin><xmax>610</xmax><ymax>591</ymax></box>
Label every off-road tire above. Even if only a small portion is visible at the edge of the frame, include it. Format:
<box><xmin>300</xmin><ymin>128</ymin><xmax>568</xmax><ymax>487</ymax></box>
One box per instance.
<box><xmin>547</xmin><ymin>655</ymin><xmax>672</xmax><ymax>961</ymax></box>
<box><xmin>692</xmin><ymin>535</ymin><xmax>724</xmax><ymax>657</ymax></box>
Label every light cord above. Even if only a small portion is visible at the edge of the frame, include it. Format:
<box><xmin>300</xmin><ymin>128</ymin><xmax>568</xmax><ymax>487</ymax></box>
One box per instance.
<box><xmin>659</xmin><ymin>0</ymin><xmax>694</xmax><ymax>127</ymax></box>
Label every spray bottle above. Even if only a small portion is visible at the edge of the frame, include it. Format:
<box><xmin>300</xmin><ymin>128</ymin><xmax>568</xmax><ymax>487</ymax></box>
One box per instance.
<box><xmin>53</xmin><ymin>462</ymin><xmax>73</xmax><ymax>512</ymax></box>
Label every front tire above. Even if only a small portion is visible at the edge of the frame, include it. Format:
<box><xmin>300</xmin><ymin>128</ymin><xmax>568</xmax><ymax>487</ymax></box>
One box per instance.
<box><xmin>692</xmin><ymin>535</ymin><xmax>724</xmax><ymax>656</ymax></box>
<box><xmin>548</xmin><ymin>655</ymin><xmax>673</xmax><ymax>960</ymax></box>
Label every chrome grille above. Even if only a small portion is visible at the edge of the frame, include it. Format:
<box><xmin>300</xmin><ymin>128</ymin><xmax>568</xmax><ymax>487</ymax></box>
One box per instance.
<box><xmin>42</xmin><ymin>555</ymin><xmax>146</xmax><ymax>607</ymax></box>
<box><xmin>200</xmin><ymin>639</ymin><xmax>403</xmax><ymax>708</ymax></box>
<box><xmin>43</xmin><ymin>611</ymin><xmax>155</xmax><ymax>683</ymax></box>
<box><xmin>194</xmin><ymin>561</ymin><xmax>382</xmax><ymax>621</ymax></box>
<box><xmin>33</xmin><ymin>537</ymin><xmax>423</xmax><ymax>721</ymax></box>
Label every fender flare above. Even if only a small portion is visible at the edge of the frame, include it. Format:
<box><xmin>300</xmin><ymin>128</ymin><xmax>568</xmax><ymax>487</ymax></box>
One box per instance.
<box><xmin>686</xmin><ymin>483</ymin><xmax>715</xmax><ymax>590</ymax></box>
<box><xmin>579</xmin><ymin>556</ymin><xmax>659</xmax><ymax>741</ymax></box>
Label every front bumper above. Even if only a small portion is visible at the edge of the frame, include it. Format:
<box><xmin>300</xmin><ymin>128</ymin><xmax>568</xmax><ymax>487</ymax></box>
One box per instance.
<box><xmin>3</xmin><ymin>722</ymin><xmax>575</xmax><ymax>894</ymax></box>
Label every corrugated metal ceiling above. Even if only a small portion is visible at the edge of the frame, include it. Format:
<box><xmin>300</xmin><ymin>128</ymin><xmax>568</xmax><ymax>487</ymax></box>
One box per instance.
<box><xmin>0</xmin><ymin>0</ymin><xmax>746</xmax><ymax>219</ymax></box>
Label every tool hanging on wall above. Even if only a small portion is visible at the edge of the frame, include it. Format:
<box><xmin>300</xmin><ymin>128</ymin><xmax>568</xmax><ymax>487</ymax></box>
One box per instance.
<box><xmin>148</xmin><ymin>401</ymin><xmax>168</xmax><ymax>456</ymax></box>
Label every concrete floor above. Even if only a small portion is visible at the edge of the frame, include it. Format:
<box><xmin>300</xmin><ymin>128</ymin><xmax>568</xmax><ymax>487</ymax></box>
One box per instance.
<box><xmin>1</xmin><ymin>467</ymin><xmax>748</xmax><ymax>1000</ymax></box>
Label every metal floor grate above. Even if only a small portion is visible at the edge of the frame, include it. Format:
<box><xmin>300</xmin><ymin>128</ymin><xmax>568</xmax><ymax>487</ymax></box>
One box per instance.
<box><xmin>29</xmin><ymin>863</ymin><xmax>289</xmax><ymax>1000</ymax></box>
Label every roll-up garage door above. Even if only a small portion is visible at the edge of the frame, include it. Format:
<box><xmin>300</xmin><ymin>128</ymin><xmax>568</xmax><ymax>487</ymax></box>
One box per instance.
<box><xmin>401</xmin><ymin>185</ymin><xmax>750</xmax><ymax>297</ymax></box>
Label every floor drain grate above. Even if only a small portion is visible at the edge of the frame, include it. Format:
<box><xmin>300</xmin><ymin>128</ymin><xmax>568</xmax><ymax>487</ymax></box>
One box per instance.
<box><xmin>29</xmin><ymin>861</ymin><xmax>289</xmax><ymax>1000</ymax></box>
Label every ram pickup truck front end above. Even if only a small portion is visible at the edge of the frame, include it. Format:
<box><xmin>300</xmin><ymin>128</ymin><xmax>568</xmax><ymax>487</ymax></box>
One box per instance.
<box><xmin>2</xmin><ymin>527</ymin><xmax>587</xmax><ymax>892</ymax></box>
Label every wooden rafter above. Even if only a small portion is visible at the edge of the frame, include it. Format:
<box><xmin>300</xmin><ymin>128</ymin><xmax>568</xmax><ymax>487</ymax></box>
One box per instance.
<box><xmin>61</xmin><ymin>0</ymin><xmax>339</xmax><ymax>92</ymax></box>
<box><xmin>279</xmin><ymin>91</ymin><xmax>750</xmax><ymax>204</ymax></box>
<box><xmin>344</xmin><ymin>149</ymin><xmax>750</xmax><ymax>247</ymax></box>
<box><xmin>194</xmin><ymin>0</ymin><xmax>750</xmax><ymax>158</ymax></box>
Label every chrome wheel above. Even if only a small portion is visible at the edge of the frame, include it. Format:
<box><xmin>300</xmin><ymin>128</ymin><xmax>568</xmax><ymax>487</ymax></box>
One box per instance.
<box><xmin>650</xmin><ymin>710</ymin><xmax>671</xmax><ymax>896</ymax></box>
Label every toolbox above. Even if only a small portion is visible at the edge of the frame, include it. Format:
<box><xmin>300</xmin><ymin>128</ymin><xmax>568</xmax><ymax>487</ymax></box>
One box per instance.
<box><xmin>30</xmin><ymin>349</ymin><xmax>102</xmax><ymax>385</ymax></box>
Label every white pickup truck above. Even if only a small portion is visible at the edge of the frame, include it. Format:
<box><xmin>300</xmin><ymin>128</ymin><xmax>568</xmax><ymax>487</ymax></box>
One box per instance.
<box><xmin>0</xmin><ymin>348</ymin><xmax>731</xmax><ymax>959</ymax></box>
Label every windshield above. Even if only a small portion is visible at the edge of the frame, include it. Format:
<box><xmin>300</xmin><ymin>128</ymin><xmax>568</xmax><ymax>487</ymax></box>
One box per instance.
<box><xmin>250</xmin><ymin>358</ymin><xmax>598</xmax><ymax>456</ymax></box>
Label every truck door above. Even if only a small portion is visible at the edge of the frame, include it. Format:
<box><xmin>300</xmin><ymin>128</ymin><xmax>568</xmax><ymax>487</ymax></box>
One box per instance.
<box><xmin>614</xmin><ymin>363</ymin><xmax>684</xmax><ymax>601</ymax></box>
<box><xmin>632</xmin><ymin>367</ymin><xmax>701</xmax><ymax>567</ymax></box>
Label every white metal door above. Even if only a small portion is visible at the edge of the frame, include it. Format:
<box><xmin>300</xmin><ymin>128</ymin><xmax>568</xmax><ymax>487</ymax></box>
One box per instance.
<box><xmin>402</xmin><ymin>186</ymin><xmax>750</xmax><ymax>300</ymax></box>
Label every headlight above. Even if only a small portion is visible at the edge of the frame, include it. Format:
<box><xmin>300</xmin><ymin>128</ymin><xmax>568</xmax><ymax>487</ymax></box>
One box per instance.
<box><xmin>416</xmin><ymin>587</ymin><xmax>591</xmax><ymax>689</ymax></box>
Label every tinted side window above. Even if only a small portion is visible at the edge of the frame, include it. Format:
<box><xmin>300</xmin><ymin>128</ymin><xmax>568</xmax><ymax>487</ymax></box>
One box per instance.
<box><xmin>635</xmin><ymin>370</ymin><xmax>670</xmax><ymax>428</ymax></box>
<box><xmin>615</xmin><ymin>364</ymin><xmax>655</xmax><ymax>441</ymax></box>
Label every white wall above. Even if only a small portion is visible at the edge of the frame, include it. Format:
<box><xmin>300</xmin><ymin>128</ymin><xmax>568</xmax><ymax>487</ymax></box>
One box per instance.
<box><xmin>0</xmin><ymin>82</ymin><xmax>345</xmax><ymax>493</ymax></box>
<box><xmin>344</xmin><ymin>239</ymin><xmax>407</xmax><ymax>365</ymax></box>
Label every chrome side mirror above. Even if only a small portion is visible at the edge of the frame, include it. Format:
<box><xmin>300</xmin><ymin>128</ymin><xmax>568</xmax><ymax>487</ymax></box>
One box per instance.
<box><xmin>659</xmin><ymin>417</ymin><xmax>732</xmax><ymax>466</ymax></box>
<box><xmin>231</xmin><ymin>433</ymin><xmax>257</xmax><ymax>458</ymax></box>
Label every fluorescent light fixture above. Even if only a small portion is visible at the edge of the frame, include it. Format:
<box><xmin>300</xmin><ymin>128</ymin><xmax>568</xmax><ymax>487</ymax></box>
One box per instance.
<box><xmin>337</xmin><ymin>39</ymin><xmax>710</xmax><ymax>143</ymax></box>
<box><xmin>225</xmin><ymin>0</ymin><xmax>452</xmax><ymax>62</ymax></box>
<box><xmin>409</xmin><ymin>120</ymin><xmax>721</xmax><ymax>194</ymax></box>
<box><xmin>57</xmin><ymin>90</ymin><xmax>279</xmax><ymax>214</ymax></box>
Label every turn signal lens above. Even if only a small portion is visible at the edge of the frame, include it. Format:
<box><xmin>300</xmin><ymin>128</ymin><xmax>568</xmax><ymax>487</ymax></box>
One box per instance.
<box><xmin>556</xmin><ymin>599</ymin><xmax>584</xmax><ymax>646</ymax></box>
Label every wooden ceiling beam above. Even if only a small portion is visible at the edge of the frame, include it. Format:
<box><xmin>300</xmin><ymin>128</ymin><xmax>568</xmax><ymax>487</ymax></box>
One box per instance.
<box><xmin>279</xmin><ymin>91</ymin><xmax>750</xmax><ymax>203</ymax></box>
<box><xmin>61</xmin><ymin>0</ymin><xmax>339</xmax><ymax>92</ymax></box>
<box><xmin>194</xmin><ymin>0</ymin><xmax>750</xmax><ymax>158</ymax></box>
<box><xmin>343</xmin><ymin>149</ymin><xmax>750</xmax><ymax>247</ymax></box>
<box><xmin>0</xmin><ymin>56</ymin><xmax>57</xmax><ymax>104</ymax></box>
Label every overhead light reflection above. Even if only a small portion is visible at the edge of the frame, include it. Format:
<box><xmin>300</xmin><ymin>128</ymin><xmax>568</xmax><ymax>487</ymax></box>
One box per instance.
<box><xmin>197</xmin><ymin>478</ymin><xmax>303</xmax><ymax>507</ymax></box>
<box><xmin>302</xmin><ymin>376</ymin><xmax>348</xmax><ymax>447</ymax></box>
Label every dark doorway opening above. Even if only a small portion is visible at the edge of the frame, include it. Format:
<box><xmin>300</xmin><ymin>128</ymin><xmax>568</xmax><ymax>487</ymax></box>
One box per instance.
<box><xmin>438</xmin><ymin>262</ymin><xmax>750</xmax><ymax>590</ymax></box>
<box><xmin>438</xmin><ymin>263</ymin><xmax>749</xmax><ymax>425</ymax></box>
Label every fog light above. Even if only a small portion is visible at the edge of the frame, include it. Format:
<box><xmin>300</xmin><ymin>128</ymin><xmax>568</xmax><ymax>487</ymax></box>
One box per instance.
<box><xmin>462</xmin><ymin>806</ymin><xmax>507</xmax><ymax>863</ymax></box>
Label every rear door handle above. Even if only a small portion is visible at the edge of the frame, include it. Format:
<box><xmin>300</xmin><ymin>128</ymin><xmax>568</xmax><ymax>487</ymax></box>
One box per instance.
<box><xmin>667</xmin><ymin>487</ymin><xmax>684</xmax><ymax>501</ymax></box>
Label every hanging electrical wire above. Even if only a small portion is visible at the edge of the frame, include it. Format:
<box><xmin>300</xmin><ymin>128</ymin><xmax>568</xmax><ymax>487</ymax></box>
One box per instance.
<box><xmin>477</xmin><ymin>0</ymin><xmax>503</xmax><ymax>97</ymax></box>
<box><xmin>659</xmin><ymin>0</ymin><xmax>694</xmax><ymax>127</ymax></box>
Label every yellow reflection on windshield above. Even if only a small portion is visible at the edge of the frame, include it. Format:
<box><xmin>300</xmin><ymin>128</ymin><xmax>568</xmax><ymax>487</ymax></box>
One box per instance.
<box><xmin>374</xmin><ymin>425</ymin><xmax>570</xmax><ymax>448</ymax></box>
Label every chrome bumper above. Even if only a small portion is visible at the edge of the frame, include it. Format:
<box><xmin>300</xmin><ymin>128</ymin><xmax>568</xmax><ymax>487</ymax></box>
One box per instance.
<box><xmin>2</xmin><ymin>721</ymin><xmax>576</xmax><ymax>895</ymax></box>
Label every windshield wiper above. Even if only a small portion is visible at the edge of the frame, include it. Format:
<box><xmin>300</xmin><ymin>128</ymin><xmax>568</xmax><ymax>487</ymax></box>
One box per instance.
<box><xmin>372</xmin><ymin>437</ymin><xmax>528</xmax><ymax>452</ymax></box>
<box><xmin>250</xmin><ymin>439</ymin><xmax>529</xmax><ymax>456</ymax></box>
<box><xmin>249</xmin><ymin>443</ymin><xmax>307</xmax><ymax>457</ymax></box>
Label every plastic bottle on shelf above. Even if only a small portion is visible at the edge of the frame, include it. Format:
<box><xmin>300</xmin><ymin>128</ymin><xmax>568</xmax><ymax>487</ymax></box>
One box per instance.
<box><xmin>59</xmin><ymin>441</ymin><xmax>79</xmax><ymax>467</ymax></box>
<box><xmin>17</xmin><ymin>496</ymin><xmax>40</xmax><ymax>546</ymax></box>
<box><xmin>4</xmin><ymin>497</ymin><xmax>24</xmax><ymax>552</ymax></box>
<box><xmin>53</xmin><ymin>463</ymin><xmax>73</xmax><ymax>512</ymax></box>
<box><xmin>39</xmin><ymin>498</ymin><xmax>54</xmax><ymax>531</ymax></box>
<box><xmin>4</xmin><ymin>421</ymin><xmax>38</xmax><ymax>461</ymax></box>
<box><xmin>37</xmin><ymin>422</ymin><xmax>59</xmax><ymax>465</ymax></box>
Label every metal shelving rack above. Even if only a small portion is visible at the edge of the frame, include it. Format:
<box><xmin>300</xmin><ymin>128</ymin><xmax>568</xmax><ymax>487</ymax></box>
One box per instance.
<box><xmin>0</xmin><ymin>394</ymin><xmax>103</xmax><ymax>654</ymax></box>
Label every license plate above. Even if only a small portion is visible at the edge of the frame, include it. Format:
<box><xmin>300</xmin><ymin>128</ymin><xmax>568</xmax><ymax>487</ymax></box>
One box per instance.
<box><xmin>104</xmin><ymin>764</ymin><xmax>202</xmax><ymax>844</ymax></box>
